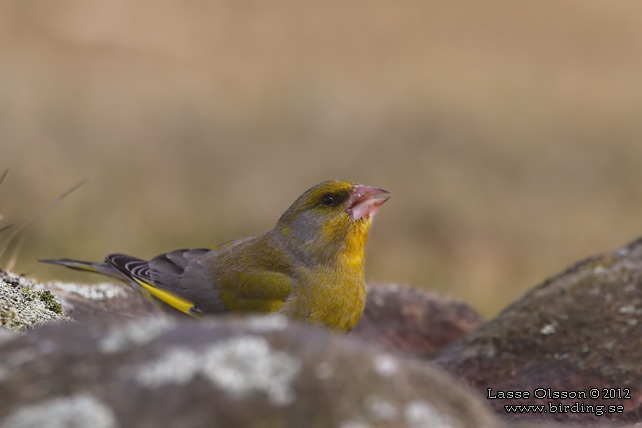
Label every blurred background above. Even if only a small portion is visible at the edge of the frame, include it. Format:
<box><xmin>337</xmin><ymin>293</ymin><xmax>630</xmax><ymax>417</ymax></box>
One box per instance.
<box><xmin>2</xmin><ymin>0</ymin><xmax>642</xmax><ymax>316</ymax></box>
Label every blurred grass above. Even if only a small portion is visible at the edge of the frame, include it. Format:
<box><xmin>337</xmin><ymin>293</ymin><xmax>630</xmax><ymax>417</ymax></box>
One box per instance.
<box><xmin>3</xmin><ymin>0</ymin><xmax>642</xmax><ymax>316</ymax></box>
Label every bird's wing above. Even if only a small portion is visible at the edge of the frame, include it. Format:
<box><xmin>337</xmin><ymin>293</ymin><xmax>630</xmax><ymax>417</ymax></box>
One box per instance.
<box><xmin>147</xmin><ymin>248</ymin><xmax>231</xmax><ymax>314</ymax></box>
<box><xmin>106</xmin><ymin>252</ymin><xmax>203</xmax><ymax>315</ymax></box>
<box><xmin>107</xmin><ymin>239</ymin><xmax>295</xmax><ymax>315</ymax></box>
<box><xmin>208</xmin><ymin>268</ymin><xmax>294</xmax><ymax>313</ymax></box>
<box><xmin>179</xmin><ymin>236</ymin><xmax>295</xmax><ymax>313</ymax></box>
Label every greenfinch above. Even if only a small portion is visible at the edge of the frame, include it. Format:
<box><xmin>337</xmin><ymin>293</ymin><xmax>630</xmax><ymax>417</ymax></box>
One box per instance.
<box><xmin>41</xmin><ymin>180</ymin><xmax>389</xmax><ymax>331</ymax></box>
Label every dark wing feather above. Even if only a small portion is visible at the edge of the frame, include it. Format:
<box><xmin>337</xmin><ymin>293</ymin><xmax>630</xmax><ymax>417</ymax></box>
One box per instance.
<box><xmin>147</xmin><ymin>248</ymin><xmax>228</xmax><ymax>313</ymax></box>
<box><xmin>107</xmin><ymin>238</ymin><xmax>294</xmax><ymax>315</ymax></box>
<box><xmin>105</xmin><ymin>253</ymin><xmax>194</xmax><ymax>315</ymax></box>
<box><xmin>148</xmin><ymin>248</ymin><xmax>209</xmax><ymax>288</ymax></box>
<box><xmin>105</xmin><ymin>254</ymin><xmax>149</xmax><ymax>282</ymax></box>
<box><xmin>106</xmin><ymin>250</ymin><xmax>227</xmax><ymax>313</ymax></box>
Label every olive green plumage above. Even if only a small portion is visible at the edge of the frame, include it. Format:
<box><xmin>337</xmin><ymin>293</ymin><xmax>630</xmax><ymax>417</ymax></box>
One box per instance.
<box><xmin>41</xmin><ymin>180</ymin><xmax>389</xmax><ymax>331</ymax></box>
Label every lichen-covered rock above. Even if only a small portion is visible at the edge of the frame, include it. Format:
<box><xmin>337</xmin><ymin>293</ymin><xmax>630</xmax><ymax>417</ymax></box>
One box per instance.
<box><xmin>434</xmin><ymin>238</ymin><xmax>642</xmax><ymax>424</ymax></box>
<box><xmin>0</xmin><ymin>315</ymin><xmax>501</xmax><ymax>428</ymax></box>
<box><xmin>0</xmin><ymin>271</ymin><xmax>69</xmax><ymax>332</ymax></box>
<box><xmin>34</xmin><ymin>280</ymin><xmax>483</xmax><ymax>361</ymax></box>
<box><xmin>34</xmin><ymin>281</ymin><xmax>158</xmax><ymax>321</ymax></box>
<box><xmin>351</xmin><ymin>284</ymin><xmax>484</xmax><ymax>358</ymax></box>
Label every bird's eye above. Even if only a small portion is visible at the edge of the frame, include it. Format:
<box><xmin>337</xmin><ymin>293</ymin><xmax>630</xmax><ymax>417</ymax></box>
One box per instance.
<box><xmin>321</xmin><ymin>194</ymin><xmax>336</xmax><ymax>206</ymax></box>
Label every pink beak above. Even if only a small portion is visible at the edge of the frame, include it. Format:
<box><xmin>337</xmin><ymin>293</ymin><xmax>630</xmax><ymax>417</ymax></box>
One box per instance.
<box><xmin>348</xmin><ymin>185</ymin><xmax>390</xmax><ymax>220</ymax></box>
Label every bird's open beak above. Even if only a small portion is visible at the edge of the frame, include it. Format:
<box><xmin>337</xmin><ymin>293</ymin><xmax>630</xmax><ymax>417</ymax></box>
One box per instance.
<box><xmin>348</xmin><ymin>185</ymin><xmax>390</xmax><ymax>220</ymax></box>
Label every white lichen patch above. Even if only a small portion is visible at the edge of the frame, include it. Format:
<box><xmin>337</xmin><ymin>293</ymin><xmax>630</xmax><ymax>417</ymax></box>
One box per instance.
<box><xmin>246</xmin><ymin>314</ymin><xmax>289</xmax><ymax>332</ymax></box>
<box><xmin>134</xmin><ymin>347</ymin><xmax>198</xmax><ymax>386</ymax></box>
<box><xmin>0</xmin><ymin>272</ymin><xmax>69</xmax><ymax>332</ymax></box>
<box><xmin>0</xmin><ymin>393</ymin><xmax>118</xmax><ymax>428</ymax></box>
<box><xmin>540</xmin><ymin>323</ymin><xmax>556</xmax><ymax>335</ymax></box>
<box><xmin>43</xmin><ymin>282</ymin><xmax>128</xmax><ymax>301</ymax></box>
<box><xmin>0</xmin><ymin>271</ymin><xmax>35</xmax><ymax>288</ymax></box>
<box><xmin>98</xmin><ymin>316</ymin><xmax>175</xmax><ymax>354</ymax></box>
<box><xmin>371</xmin><ymin>293</ymin><xmax>385</xmax><ymax>307</ymax></box>
<box><xmin>404</xmin><ymin>400</ymin><xmax>461</xmax><ymax>428</ymax></box>
<box><xmin>460</xmin><ymin>342</ymin><xmax>496</xmax><ymax>360</ymax></box>
<box><xmin>134</xmin><ymin>336</ymin><xmax>301</xmax><ymax>406</ymax></box>
<box><xmin>618</xmin><ymin>304</ymin><xmax>639</xmax><ymax>315</ymax></box>
<box><xmin>365</xmin><ymin>395</ymin><xmax>398</xmax><ymax>421</ymax></box>
<box><xmin>372</xmin><ymin>354</ymin><xmax>398</xmax><ymax>377</ymax></box>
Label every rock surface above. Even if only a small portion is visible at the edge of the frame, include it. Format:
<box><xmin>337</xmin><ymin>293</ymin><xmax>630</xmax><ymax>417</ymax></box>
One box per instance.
<box><xmin>434</xmin><ymin>238</ymin><xmax>642</xmax><ymax>424</ymax></box>
<box><xmin>0</xmin><ymin>315</ymin><xmax>500</xmax><ymax>428</ymax></box>
<box><xmin>351</xmin><ymin>284</ymin><xmax>484</xmax><ymax>358</ymax></box>
<box><xmin>34</xmin><ymin>280</ymin><xmax>157</xmax><ymax>321</ymax></box>
<box><xmin>9</xmin><ymin>237</ymin><xmax>642</xmax><ymax>425</ymax></box>
<box><xmin>35</xmin><ymin>280</ymin><xmax>482</xmax><ymax>358</ymax></box>
<box><xmin>0</xmin><ymin>271</ymin><xmax>69</xmax><ymax>332</ymax></box>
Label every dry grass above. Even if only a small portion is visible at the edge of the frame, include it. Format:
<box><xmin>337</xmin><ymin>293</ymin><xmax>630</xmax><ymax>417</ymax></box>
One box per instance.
<box><xmin>3</xmin><ymin>0</ymin><xmax>642</xmax><ymax>315</ymax></box>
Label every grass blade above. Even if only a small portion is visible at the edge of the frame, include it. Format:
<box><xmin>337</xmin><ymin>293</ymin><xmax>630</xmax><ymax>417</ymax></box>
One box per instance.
<box><xmin>0</xmin><ymin>168</ymin><xmax>8</xmax><ymax>188</ymax></box>
<box><xmin>0</xmin><ymin>178</ymin><xmax>88</xmax><ymax>266</ymax></box>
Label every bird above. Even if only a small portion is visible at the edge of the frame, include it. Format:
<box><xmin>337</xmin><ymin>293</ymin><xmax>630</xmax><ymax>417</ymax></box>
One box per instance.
<box><xmin>41</xmin><ymin>180</ymin><xmax>390</xmax><ymax>331</ymax></box>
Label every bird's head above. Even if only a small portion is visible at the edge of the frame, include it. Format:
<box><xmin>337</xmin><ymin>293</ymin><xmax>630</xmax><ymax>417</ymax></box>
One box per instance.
<box><xmin>275</xmin><ymin>180</ymin><xmax>390</xmax><ymax>268</ymax></box>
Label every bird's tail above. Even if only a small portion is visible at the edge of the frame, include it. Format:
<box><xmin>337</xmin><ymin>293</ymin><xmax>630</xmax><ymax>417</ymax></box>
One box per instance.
<box><xmin>39</xmin><ymin>258</ymin><xmax>126</xmax><ymax>281</ymax></box>
<box><xmin>40</xmin><ymin>257</ymin><xmax>199</xmax><ymax>317</ymax></box>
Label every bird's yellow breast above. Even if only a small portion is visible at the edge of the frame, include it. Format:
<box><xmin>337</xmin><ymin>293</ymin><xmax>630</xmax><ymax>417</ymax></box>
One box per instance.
<box><xmin>283</xmin><ymin>218</ymin><xmax>370</xmax><ymax>331</ymax></box>
<box><xmin>284</xmin><ymin>272</ymin><xmax>366</xmax><ymax>332</ymax></box>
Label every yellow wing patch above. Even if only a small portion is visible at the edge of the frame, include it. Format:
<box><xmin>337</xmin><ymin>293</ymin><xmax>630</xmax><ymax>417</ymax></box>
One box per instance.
<box><xmin>135</xmin><ymin>279</ymin><xmax>195</xmax><ymax>316</ymax></box>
